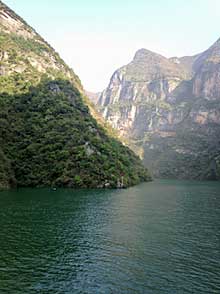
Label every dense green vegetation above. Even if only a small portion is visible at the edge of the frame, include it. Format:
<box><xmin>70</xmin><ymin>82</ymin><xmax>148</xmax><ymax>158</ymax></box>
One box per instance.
<box><xmin>0</xmin><ymin>78</ymin><xmax>150</xmax><ymax>188</ymax></box>
<box><xmin>0</xmin><ymin>148</ymin><xmax>14</xmax><ymax>189</ymax></box>
<box><xmin>0</xmin><ymin>1</ymin><xmax>151</xmax><ymax>189</ymax></box>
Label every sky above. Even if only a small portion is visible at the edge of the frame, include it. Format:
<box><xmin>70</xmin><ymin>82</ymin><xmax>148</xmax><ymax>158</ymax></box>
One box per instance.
<box><xmin>3</xmin><ymin>0</ymin><xmax>220</xmax><ymax>92</ymax></box>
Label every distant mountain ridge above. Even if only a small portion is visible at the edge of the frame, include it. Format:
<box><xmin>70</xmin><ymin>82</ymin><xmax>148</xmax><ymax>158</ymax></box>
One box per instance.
<box><xmin>85</xmin><ymin>90</ymin><xmax>101</xmax><ymax>105</ymax></box>
<box><xmin>0</xmin><ymin>0</ymin><xmax>151</xmax><ymax>189</ymax></box>
<box><xmin>90</xmin><ymin>38</ymin><xmax>220</xmax><ymax>180</ymax></box>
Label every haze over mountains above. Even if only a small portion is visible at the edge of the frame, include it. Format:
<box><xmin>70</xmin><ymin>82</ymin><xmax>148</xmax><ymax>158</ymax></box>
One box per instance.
<box><xmin>0</xmin><ymin>1</ymin><xmax>151</xmax><ymax>189</ymax></box>
<box><xmin>91</xmin><ymin>39</ymin><xmax>220</xmax><ymax>180</ymax></box>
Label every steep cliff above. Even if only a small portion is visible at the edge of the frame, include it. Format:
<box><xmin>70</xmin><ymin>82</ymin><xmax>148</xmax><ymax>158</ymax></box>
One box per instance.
<box><xmin>0</xmin><ymin>1</ymin><xmax>151</xmax><ymax>189</ymax></box>
<box><xmin>95</xmin><ymin>39</ymin><xmax>220</xmax><ymax>180</ymax></box>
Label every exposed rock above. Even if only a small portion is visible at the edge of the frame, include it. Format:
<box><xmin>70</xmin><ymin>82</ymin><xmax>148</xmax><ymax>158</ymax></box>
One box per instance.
<box><xmin>94</xmin><ymin>38</ymin><xmax>220</xmax><ymax>180</ymax></box>
<box><xmin>48</xmin><ymin>82</ymin><xmax>61</xmax><ymax>94</ymax></box>
<box><xmin>84</xmin><ymin>142</ymin><xmax>95</xmax><ymax>156</ymax></box>
<box><xmin>0</xmin><ymin>2</ymin><xmax>36</xmax><ymax>39</ymax></box>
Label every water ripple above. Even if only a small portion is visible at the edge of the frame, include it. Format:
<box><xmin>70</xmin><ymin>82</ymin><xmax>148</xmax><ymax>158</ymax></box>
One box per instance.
<box><xmin>0</xmin><ymin>180</ymin><xmax>219</xmax><ymax>293</ymax></box>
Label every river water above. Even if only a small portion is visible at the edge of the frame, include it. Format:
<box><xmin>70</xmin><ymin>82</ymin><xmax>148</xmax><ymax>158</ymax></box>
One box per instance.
<box><xmin>0</xmin><ymin>180</ymin><xmax>219</xmax><ymax>293</ymax></box>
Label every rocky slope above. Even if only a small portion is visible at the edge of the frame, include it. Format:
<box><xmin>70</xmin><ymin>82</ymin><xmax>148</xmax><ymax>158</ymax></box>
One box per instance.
<box><xmin>0</xmin><ymin>1</ymin><xmax>151</xmax><ymax>189</ymax></box>
<box><xmin>94</xmin><ymin>39</ymin><xmax>220</xmax><ymax>180</ymax></box>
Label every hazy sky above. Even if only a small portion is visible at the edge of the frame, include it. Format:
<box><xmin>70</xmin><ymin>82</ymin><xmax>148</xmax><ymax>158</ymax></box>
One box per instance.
<box><xmin>3</xmin><ymin>0</ymin><xmax>220</xmax><ymax>92</ymax></box>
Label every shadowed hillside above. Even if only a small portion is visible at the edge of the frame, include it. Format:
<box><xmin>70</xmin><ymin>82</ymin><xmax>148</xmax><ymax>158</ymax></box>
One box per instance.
<box><xmin>0</xmin><ymin>1</ymin><xmax>151</xmax><ymax>189</ymax></box>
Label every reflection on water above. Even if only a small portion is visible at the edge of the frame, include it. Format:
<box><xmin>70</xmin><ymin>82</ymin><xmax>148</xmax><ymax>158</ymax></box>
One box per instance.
<box><xmin>0</xmin><ymin>180</ymin><xmax>219</xmax><ymax>293</ymax></box>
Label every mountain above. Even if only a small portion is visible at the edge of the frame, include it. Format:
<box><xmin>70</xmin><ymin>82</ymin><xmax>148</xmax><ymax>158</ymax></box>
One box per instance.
<box><xmin>0</xmin><ymin>1</ymin><xmax>151</xmax><ymax>189</ymax></box>
<box><xmin>95</xmin><ymin>40</ymin><xmax>220</xmax><ymax>180</ymax></box>
<box><xmin>85</xmin><ymin>90</ymin><xmax>101</xmax><ymax>105</ymax></box>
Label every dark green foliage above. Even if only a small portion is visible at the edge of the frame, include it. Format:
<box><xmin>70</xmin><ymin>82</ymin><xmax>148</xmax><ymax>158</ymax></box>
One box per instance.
<box><xmin>0</xmin><ymin>79</ymin><xmax>151</xmax><ymax>189</ymax></box>
<box><xmin>0</xmin><ymin>1</ymin><xmax>151</xmax><ymax>189</ymax></box>
<box><xmin>0</xmin><ymin>147</ymin><xmax>15</xmax><ymax>189</ymax></box>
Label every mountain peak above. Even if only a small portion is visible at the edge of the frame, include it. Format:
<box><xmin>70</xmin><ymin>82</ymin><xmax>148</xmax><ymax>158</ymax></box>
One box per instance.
<box><xmin>96</xmin><ymin>37</ymin><xmax>220</xmax><ymax>181</ymax></box>
<box><xmin>133</xmin><ymin>48</ymin><xmax>164</xmax><ymax>62</ymax></box>
<box><xmin>125</xmin><ymin>47</ymin><xmax>191</xmax><ymax>82</ymax></box>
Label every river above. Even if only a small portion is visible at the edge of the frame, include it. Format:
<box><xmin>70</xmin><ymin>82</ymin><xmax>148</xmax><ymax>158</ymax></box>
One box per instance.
<box><xmin>0</xmin><ymin>180</ymin><xmax>219</xmax><ymax>293</ymax></box>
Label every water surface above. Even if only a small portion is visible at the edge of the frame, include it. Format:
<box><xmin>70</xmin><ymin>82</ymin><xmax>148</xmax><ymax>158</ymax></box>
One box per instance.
<box><xmin>0</xmin><ymin>180</ymin><xmax>219</xmax><ymax>293</ymax></box>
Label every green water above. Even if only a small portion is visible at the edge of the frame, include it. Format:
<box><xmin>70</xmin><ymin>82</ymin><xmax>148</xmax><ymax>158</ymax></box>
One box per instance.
<box><xmin>0</xmin><ymin>180</ymin><xmax>219</xmax><ymax>293</ymax></box>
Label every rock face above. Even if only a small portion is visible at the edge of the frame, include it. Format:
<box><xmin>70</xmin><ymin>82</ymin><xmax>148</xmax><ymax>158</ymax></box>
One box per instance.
<box><xmin>0</xmin><ymin>1</ymin><xmax>151</xmax><ymax>189</ymax></box>
<box><xmin>96</xmin><ymin>39</ymin><xmax>220</xmax><ymax>180</ymax></box>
